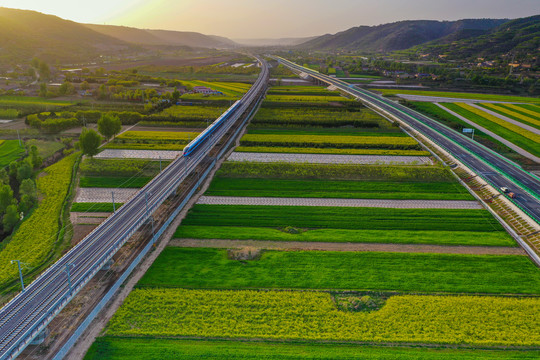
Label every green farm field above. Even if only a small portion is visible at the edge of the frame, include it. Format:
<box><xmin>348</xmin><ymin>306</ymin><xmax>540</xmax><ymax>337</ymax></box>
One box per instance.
<box><xmin>372</xmin><ymin>89</ymin><xmax>540</xmax><ymax>104</ymax></box>
<box><xmin>250</xmin><ymin>109</ymin><xmax>388</xmax><ymax>128</ymax></box>
<box><xmin>71</xmin><ymin>203</ymin><xmax>121</xmax><ymax>212</ymax></box>
<box><xmin>182</xmin><ymin>205</ymin><xmax>503</xmax><ymax>232</ymax></box>
<box><xmin>79</xmin><ymin>176</ymin><xmax>151</xmax><ymax>188</ymax></box>
<box><xmin>217</xmin><ymin>162</ymin><xmax>457</xmax><ymax>182</ymax></box>
<box><xmin>205</xmin><ymin>178</ymin><xmax>474</xmax><ymax>200</ymax></box>
<box><xmin>176</xmin><ymin>226</ymin><xmax>514</xmax><ymax>247</ymax></box>
<box><xmin>136</xmin><ymin>248</ymin><xmax>539</xmax><ymax>293</ymax></box>
<box><xmin>80</xmin><ymin>159</ymin><xmax>170</xmax><ymax>177</ymax></box>
<box><xmin>0</xmin><ymin>95</ymin><xmax>74</xmax><ymax>107</ymax></box>
<box><xmin>86</xmin><ymin>338</ymin><xmax>540</xmax><ymax>360</ymax></box>
<box><xmin>106</xmin><ymin>289</ymin><xmax>540</xmax><ymax>346</ymax></box>
<box><xmin>0</xmin><ymin>140</ymin><xmax>25</xmax><ymax>167</ymax></box>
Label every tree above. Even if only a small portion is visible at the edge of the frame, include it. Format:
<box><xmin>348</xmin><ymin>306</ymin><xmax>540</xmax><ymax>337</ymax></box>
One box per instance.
<box><xmin>3</xmin><ymin>204</ymin><xmax>19</xmax><ymax>233</ymax></box>
<box><xmin>39</xmin><ymin>61</ymin><xmax>50</xmax><ymax>81</ymax></box>
<box><xmin>16</xmin><ymin>162</ymin><xmax>33</xmax><ymax>182</ymax></box>
<box><xmin>172</xmin><ymin>89</ymin><xmax>180</xmax><ymax>104</ymax></box>
<box><xmin>19</xmin><ymin>194</ymin><xmax>34</xmax><ymax>214</ymax></box>
<box><xmin>79</xmin><ymin>128</ymin><xmax>102</xmax><ymax>157</ymax></box>
<box><xmin>59</xmin><ymin>81</ymin><xmax>75</xmax><ymax>95</ymax></box>
<box><xmin>97</xmin><ymin>114</ymin><xmax>121</xmax><ymax>140</ymax></box>
<box><xmin>80</xmin><ymin>81</ymin><xmax>90</xmax><ymax>90</ymax></box>
<box><xmin>19</xmin><ymin>179</ymin><xmax>37</xmax><ymax>202</ymax></box>
<box><xmin>29</xmin><ymin>145</ymin><xmax>42</xmax><ymax>169</ymax></box>
<box><xmin>39</xmin><ymin>83</ymin><xmax>48</xmax><ymax>97</ymax></box>
<box><xmin>0</xmin><ymin>168</ymin><xmax>8</xmax><ymax>185</ymax></box>
<box><xmin>0</xmin><ymin>184</ymin><xmax>15</xmax><ymax>214</ymax></box>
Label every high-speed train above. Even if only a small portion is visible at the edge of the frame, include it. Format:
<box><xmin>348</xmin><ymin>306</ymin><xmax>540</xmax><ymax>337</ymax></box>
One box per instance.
<box><xmin>182</xmin><ymin>100</ymin><xmax>242</xmax><ymax>157</ymax></box>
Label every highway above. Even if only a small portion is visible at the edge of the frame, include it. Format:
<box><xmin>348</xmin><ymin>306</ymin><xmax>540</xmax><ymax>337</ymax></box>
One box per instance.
<box><xmin>0</xmin><ymin>58</ymin><xmax>268</xmax><ymax>360</ymax></box>
<box><xmin>275</xmin><ymin>57</ymin><xmax>540</xmax><ymax>223</ymax></box>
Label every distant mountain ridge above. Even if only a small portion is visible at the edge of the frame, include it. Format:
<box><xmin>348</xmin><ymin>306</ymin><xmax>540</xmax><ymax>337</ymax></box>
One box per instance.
<box><xmin>298</xmin><ymin>19</ymin><xmax>508</xmax><ymax>52</ymax></box>
<box><xmin>0</xmin><ymin>7</ymin><xmax>238</xmax><ymax>65</ymax></box>
<box><xmin>234</xmin><ymin>37</ymin><xmax>319</xmax><ymax>47</ymax></box>
<box><xmin>84</xmin><ymin>24</ymin><xmax>237</xmax><ymax>48</ymax></box>
<box><xmin>0</xmin><ymin>7</ymin><xmax>129</xmax><ymax>63</ymax></box>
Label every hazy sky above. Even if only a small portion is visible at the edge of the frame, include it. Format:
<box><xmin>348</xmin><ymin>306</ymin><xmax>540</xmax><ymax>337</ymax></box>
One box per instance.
<box><xmin>2</xmin><ymin>0</ymin><xmax>539</xmax><ymax>38</ymax></box>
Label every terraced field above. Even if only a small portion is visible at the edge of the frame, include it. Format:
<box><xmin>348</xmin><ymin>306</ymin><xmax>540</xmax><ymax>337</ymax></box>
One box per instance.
<box><xmin>85</xmin><ymin>83</ymin><xmax>539</xmax><ymax>359</ymax></box>
<box><xmin>104</xmin><ymin>130</ymin><xmax>199</xmax><ymax>150</ymax></box>
<box><xmin>442</xmin><ymin>103</ymin><xmax>540</xmax><ymax>157</ymax></box>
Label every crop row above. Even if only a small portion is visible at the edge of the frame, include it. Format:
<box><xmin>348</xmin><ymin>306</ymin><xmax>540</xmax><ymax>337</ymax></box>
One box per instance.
<box><xmin>80</xmin><ymin>158</ymin><xmax>169</xmax><ymax>177</ymax></box>
<box><xmin>235</xmin><ymin>146</ymin><xmax>429</xmax><ymax>156</ymax></box>
<box><xmin>217</xmin><ymin>162</ymin><xmax>455</xmax><ymax>182</ymax></box>
<box><xmin>480</xmin><ymin>103</ymin><xmax>540</xmax><ymax>129</ymax></box>
<box><xmin>103</xmin><ymin>143</ymin><xmax>185</xmax><ymax>151</ymax></box>
<box><xmin>183</xmin><ymin>204</ymin><xmax>502</xmax><ymax>232</ymax></box>
<box><xmin>445</xmin><ymin>103</ymin><xmax>540</xmax><ymax>157</ymax></box>
<box><xmin>137</xmin><ymin>248</ymin><xmax>539</xmax><ymax>293</ymax></box>
<box><xmin>71</xmin><ymin>203</ymin><xmax>121</xmax><ymax>212</ymax></box>
<box><xmin>79</xmin><ymin>176</ymin><xmax>151</xmax><ymax>188</ymax></box>
<box><xmin>264</xmin><ymin>95</ymin><xmax>354</xmax><ymax>104</ymax></box>
<box><xmin>107</xmin><ymin>288</ymin><xmax>540</xmax><ymax>346</ymax></box>
<box><xmin>251</xmin><ymin>107</ymin><xmax>389</xmax><ymax>128</ymax></box>
<box><xmin>176</xmin><ymin>225</ymin><xmax>514</xmax><ymax>247</ymax></box>
<box><xmin>206</xmin><ymin>178</ymin><xmax>474</xmax><ymax>200</ymax></box>
<box><xmin>0</xmin><ymin>153</ymin><xmax>79</xmax><ymax>286</ymax></box>
<box><xmin>115</xmin><ymin>130</ymin><xmax>199</xmax><ymax>142</ymax></box>
<box><xmin>453</xmin><ymin>103</ymin><xmax>540</xmax><ymax>143</ymax></box>
<box><xmin>239</xmin><ymin>134</ymin><xmax>421</xmax><ymax>150</ymax></box>
<box><xmin>86</xmin><ymin>337</ymin><xmax>539</xmax><ymax>360</ymax></box>
<box><xmin>146</xmin><ymin>105</ymin><xmax>226</xmax><ymax>123</ymax></box>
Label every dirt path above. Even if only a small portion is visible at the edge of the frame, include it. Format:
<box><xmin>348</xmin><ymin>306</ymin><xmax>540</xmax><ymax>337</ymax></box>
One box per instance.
<box><xmin>197</xmin><ymin>196</ymin><xmax>483</xmax><ymax>209</ymax></box>
<box><xmin>170</xmin><ymin>238</ymin><xmax>526</xmax><ymax>255</ymax></box>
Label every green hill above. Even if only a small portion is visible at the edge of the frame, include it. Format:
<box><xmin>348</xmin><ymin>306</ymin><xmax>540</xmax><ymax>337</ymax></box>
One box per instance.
<box><xmin>0</xmin><ymin>7</ymin><xmax>131</xmax><ymax>63</ymax></box>
<box><xmin>84</xmin><ymin>24</ymin><xmax>237</xmax><ymax>48</ymax></box>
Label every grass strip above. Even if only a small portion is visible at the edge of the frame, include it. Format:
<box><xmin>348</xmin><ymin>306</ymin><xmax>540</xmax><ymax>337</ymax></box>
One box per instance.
<box><xmin>136</xmin><ymin>248</ymin><xmax>540</xmax><ymax>294</ymax></box>
<box><xmin>71</xmin><ymin>203</ymin><xmax>122</xmax><ymax>212</ymax></box>
<box><xmin>175</xmin><ymin>225</ymin><xmax>515</xmax><ymax>247</ymax></box>
<box><xmin>182</xmin><ymin>205</ymin><xmax>503</xmax><ymax>232</ymax></box>
<box><xmin>218</xmin><ymin>162</ymin><xmax>454</xmax><ymax>182</ymax></box>
<box><xmin>85</xmin><ymin>337</ymin><xmax>540</xmax><ymax>359</ymax></box>
<box><xmin>205</xmin><ymin>178</ymin><xmax>474</xmax><ymax>200</ymax></box>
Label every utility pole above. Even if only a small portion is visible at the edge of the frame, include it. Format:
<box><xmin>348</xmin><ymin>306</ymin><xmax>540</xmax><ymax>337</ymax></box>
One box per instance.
<box><xmin>16</xmin><ymin>130</ymin><xmax>22</xmax><ymax>148</ymax></box>
<box><xmin>11</xmin><ymin>260</ymin><xmax>25</xmax><ymax>291</ymax></box>
<box><xmin>112</xmin><ymin>191</ymin><xmax>115</xmax><ymax>212</ymax></box>
<box><xmin>159</xmin><ymin>156</ymin><xmax>162</xmax><ymax>172</ymax></box>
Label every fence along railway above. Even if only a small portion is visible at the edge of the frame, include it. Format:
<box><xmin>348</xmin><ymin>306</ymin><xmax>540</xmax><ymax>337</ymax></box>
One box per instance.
<box><xmin>0</xmin><ymin>57</ymin><xmax>269</xmax><ymax>360</ymax></box>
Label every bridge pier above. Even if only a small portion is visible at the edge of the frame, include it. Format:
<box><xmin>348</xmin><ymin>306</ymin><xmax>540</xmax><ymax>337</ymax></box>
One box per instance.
<box><xmin>30</xmin><ymin>327</ymin><xmax>49</xmax><ymax>345</ymax></box>
<box><xmin>101</xmin><ymin>258</ymin><xmax>114</xmax><ymax>271</ymax></box>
